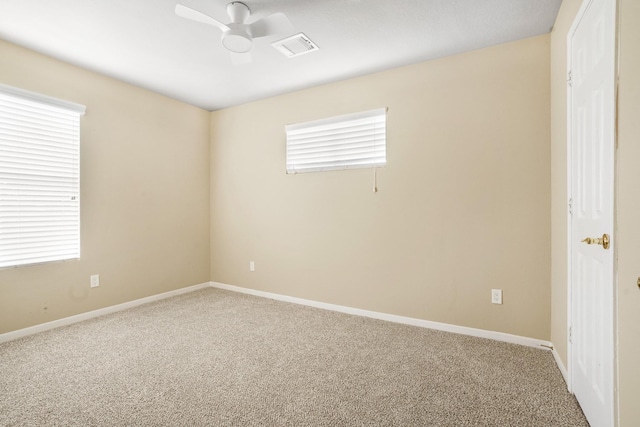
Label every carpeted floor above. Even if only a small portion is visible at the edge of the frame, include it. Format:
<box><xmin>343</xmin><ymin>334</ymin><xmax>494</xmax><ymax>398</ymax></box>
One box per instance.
<box><xmin>0</xmin><ymin>287</ymin><xmax>587</xmax><ymax>426</ymax></box>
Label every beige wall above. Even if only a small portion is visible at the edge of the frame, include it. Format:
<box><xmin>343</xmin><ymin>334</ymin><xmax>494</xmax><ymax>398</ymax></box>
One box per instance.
<box><xmin>210</xmin><ymin>35</ymin><xmax>552</xmax><ymax>340</ymax></box>
<box><xmin>551</xmin><ymin>0</ymin><xmax>640</xmax><ymax>424</ymax></box>
<box><xmin>549</xmin><ymin>0</ymin><xmax>583</xmax><ymax>372</ymax></box>
<box><xmin>0</xmin><ymin>40</ymin><xmax>211</xmax><ymax>334</ymax></box>
<box><xmin>616</xmin><ymin>0</ymin><xmax>640</xmax><ymax>424</ymax></box>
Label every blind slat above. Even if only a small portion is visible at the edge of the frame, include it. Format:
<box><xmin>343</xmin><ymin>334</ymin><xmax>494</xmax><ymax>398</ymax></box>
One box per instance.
<box><xmin>287</xmin><ymin>139</ymin><xmax>387</xmax><ymax>156</ymax></box>
<box><xmin>288</xmin><ymin>130</ymin><xmax>386</xmax><ymax>149</ymax></box>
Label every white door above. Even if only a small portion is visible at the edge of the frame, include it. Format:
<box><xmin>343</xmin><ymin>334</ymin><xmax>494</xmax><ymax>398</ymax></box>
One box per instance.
<box><xmin>568</xmin><ymin>0</ymin><xmax>616</xmax><ymax>426</ymax></box>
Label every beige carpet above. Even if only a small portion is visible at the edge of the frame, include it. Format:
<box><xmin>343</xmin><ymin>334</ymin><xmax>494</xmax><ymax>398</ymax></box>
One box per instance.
<box><xmin>0</xmin><ymin>287</ymin><xmax>587</xmax><ymax>426</ymax></box>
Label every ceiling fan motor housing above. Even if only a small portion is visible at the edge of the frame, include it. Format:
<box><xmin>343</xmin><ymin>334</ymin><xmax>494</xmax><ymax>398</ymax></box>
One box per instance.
<box><xmin>227</xmin><ymin>1</ymin><xmax>250</xmax><ymax>23</ymax></box>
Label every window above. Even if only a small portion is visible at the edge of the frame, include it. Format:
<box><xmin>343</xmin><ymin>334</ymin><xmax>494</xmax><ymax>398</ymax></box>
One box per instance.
<box><xmin>286</xmin><ymin>108</ymin><xmax>386</xmax><ymax>174</ymax></box>
<box><xmin>0</xmin><ymin>85</ymin><xmax>85</xmax><ymax>268</ymax></box>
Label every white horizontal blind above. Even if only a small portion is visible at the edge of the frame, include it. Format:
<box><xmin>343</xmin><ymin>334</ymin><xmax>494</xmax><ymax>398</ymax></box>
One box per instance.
<box><xmin>0</xmin><ymin>85</ymin><xmax>85</xmax><ymax>268</ymax></box>
<box><xmin>286</xmin><ymin>108</ymin><xmax>386</xmax><ymax>173</ymax></box>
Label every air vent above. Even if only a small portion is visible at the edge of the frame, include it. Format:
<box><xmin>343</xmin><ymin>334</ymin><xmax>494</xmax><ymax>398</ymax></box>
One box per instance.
<box><xmin>272</xmin><ymin>33</ymin><xmax>319</xmax><ymax>58</ymax></box>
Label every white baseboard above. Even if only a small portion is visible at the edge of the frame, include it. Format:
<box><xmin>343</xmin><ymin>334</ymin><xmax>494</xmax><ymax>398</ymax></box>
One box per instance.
<box><xmin>2</xmin><ymin>280</ymin><xmax>560</xmax><ymax>365</ymax></box>
<box><xmin>552</xmin><ymin>346</ymin><xmax>570</xmax><ymax>389</ymax></box>
<box><xmin>0</xmin><ymin>282</ymin><xmax>211</xmax><ymax>344</ymax></box>
<box><xmin>210</xmin><ymin>282</ymin><xmax>553</xmax><ymax>351</ymax></box>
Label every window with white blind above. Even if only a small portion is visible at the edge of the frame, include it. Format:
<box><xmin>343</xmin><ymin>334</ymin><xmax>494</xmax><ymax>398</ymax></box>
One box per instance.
<box><xmin>286</xmin><ymin>108</ymin><xmax>386</xmax><ymax>174</ymax></box>
<box><xmin>0</xmin><ymin>84</ymin><xmax>85</xmax><ymax>268</ymax></box>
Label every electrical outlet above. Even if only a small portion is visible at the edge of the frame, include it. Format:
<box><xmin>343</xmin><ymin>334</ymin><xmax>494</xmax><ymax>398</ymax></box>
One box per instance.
<box><xmin>491</xmin><ymin>289</ymin><xmax>502</xmax><ymax>304</ymax></box>
<box><xmin>249</xmin><ymin>261</ymin><xmax>255</xmax><ymax>272</ymax></box>
<box><xmin>90</xmin><ymin>274</ymin><xmax>100</xmax><ymax>288</ymax></box>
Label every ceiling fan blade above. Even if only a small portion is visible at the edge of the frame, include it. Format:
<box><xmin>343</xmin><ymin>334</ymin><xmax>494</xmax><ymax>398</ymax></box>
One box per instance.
<box><xmin>230</xmin><ymin>51</ymin><xmax>252</xmax><ymax>66</ymax></box>
<box><xmin>175</xmin><ymin>4</ymin><xmax>229</xmax><ymax>32</ymax></box>
<box><xmin>249</xmin><ymin>13</ymin><xmax>293</xmax><ymax>39</ymax></box>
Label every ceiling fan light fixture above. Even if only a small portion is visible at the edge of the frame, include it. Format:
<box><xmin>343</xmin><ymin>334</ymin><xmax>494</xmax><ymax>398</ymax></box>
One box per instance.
<box><xmin>222</xmin><ymin>28</ymin><xmax>253</xmax><ymax>53</ymax></box>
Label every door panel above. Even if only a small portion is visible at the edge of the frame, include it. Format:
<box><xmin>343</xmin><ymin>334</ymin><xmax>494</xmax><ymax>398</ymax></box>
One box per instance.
<box><xmin>569</xmin><ymin>0</ymin><xmax>615</xmax><ymax>426</ymax></box>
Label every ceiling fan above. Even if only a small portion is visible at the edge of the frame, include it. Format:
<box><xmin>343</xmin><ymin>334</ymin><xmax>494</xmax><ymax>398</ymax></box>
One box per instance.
<box><xmin>175</xmin><ymin>1</ymin><xmax>294</xmax><ymax>65</ymax></box>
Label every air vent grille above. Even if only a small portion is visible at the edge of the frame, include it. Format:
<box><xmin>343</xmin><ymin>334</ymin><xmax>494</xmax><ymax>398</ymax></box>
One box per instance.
<box><xmin>272</xmin><ymin>33</ymin><xmax>319</xmax><ymax>58</ymax></box>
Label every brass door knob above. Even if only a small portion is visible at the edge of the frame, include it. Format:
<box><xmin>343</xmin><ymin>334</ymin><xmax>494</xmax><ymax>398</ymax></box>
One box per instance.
<box><xmin>581</xmin><ymin>233</ymin><xmax>610</xmax><ymax>249</ymax></box>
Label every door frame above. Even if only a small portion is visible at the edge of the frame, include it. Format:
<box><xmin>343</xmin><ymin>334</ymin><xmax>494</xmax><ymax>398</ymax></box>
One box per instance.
<box><xmin>566</xmin><ymin>0</ymin><xmax>618</xmax><ymax>424</ymax></box>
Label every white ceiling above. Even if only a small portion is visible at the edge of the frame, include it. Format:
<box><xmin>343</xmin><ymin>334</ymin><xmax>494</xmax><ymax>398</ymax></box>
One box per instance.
<box><xmin>0</xmin><ymin>0</ymin><xmax>562</xmax><ymax>111</ymax></box>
